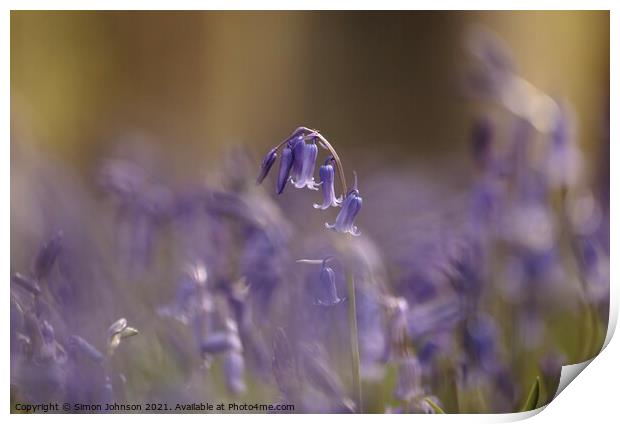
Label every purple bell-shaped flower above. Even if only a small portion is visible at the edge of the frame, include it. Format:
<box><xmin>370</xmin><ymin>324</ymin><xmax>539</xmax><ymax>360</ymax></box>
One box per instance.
<box><xmin>314</xmin><ymin>157</ymin><xmax>342</xmax><ymax>210</ymax></box>
<box><xmin>291</xmin><ymin>138</ymin><xmax>320</xmax><ymax>190</ymax></box>
<box><xmin>315</xmin><ymin>258</ymin><xmax>345</xmax><ymax>306</ymax></box>
<box><xmin>326</xmin><ymin>174</ymin><xmax>362</xmax><ymax>236</ymax></box>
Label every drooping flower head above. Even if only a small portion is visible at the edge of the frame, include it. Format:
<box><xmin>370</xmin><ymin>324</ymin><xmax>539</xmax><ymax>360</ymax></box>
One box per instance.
<box><xmin>326</xmin><ymin>173</ymin><xmax>362</xmax><ymax>236</ymax></box>
<box><xmin>314</xmin><ymin>156</ymin><xmax>342</xmax><ymax>210</ymax></box>
<box><xmin>257</xmin><ymin>126</ymin><xmax>363</xmax><ymax>236</ymax></box>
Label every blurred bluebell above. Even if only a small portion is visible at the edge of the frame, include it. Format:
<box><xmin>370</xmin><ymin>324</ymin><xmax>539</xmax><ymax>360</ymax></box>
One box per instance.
<box><xmin>200</xmin><ymin>331</ymin><xmax>241</xmax><ymax>355</ymax></box>
<box><xmin>67</xmin><ymin>335</ymin><xmax>105</xmax><ymax>365</ymax></box>
<box><xmin>11</xmin><ymin>273</ymin><xmax>42</xmax><ymax>296</ymax></box>
<box><xmin>33</xmin><ymin>231</ymin><xmax>63</xmax><ymax>280</ymax></box>
<box><xmin>463</xmin><ymin>313</ymin><xmax>499</xmax><ymax>373</ymax></box>
<box><xmin>394</xmin><ymin>356</ymin><xmax>423</xmax><ymax>402</ymax></box>
<box><xmin>224</xmin><ymin>350</ymin><xmax>246</xmax><ymax>395</ymax></box>
<box><xmin>471</xmin><ymin>117</ymin><xmax>493</xmax><ymax>171</ymax></box>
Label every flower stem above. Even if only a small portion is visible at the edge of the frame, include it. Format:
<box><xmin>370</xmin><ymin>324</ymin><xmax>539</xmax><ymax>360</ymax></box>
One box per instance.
<box><xmin>346</xmin><ymin>268</ymin><xmax>363</xmax><ymax>413</ymax></box>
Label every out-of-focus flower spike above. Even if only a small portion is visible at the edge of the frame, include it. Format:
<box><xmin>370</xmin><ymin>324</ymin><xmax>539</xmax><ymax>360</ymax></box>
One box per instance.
<box><xmin>33</xmin><ymin>231</ymin><xmax>63</xmax><ymax>280</ymax></box>
<box><xmin>38</xmin><ymin>319</ymin><xmax>67</xmax><ymax>363</ymax></box>
<box><xmin>11</xmin><ymin>273</ymin><xmax>42</xmax><ymax>296</ymax></box>
<box><xmin>40</xmin><ymin>319</ymin><xmax>55</xmax><ymax>345</ymax></box>
<box><xmin>200</xmin><ymin>331</ymin><xmax>242</xmax><ymax>355</ymax></box>
<box><xmin>314</xmin><ymin>157</ymin><xmax>342</xmax><ymax>210</ymax></box>
<box><xmin>464</xmin><ymin>313</ymin><xmax>499</xmax><ymax>371</ymax></box>
<box><xmin>471</xmin><ymin>117</ymin><xmax>493</xmax><ymax>171</ymax></box>
<box><xmin>325</xmin><ymin>172</ymin><xmax>362</xmax><ymax>236</ymax></box>
<box><xmin>256</xmin><ymin>148</ymin><xmax>278</xmax><ymax>184</ymax></box>
<box><xmin>468</xmin><ymin>26</ymin><xmax>514</xmax><ymax>74</ymax></box>
<box><xmin>394</xmin><ymin>356</ymin><xmax>423</xmax><ymax>402</ymax></box>
<box><xmin>224</xmin><ymin>350</ymin><xmax>246</xmax><ymax>395</ymax></box>
<box><xmin>382</xmin><ymin>296</ymin><xmax>409</xmax><ymax>361</ymax></box>
<box><xmin>276</xmin><ymin>144</ymin><xmax>295</xmax><ymax>194</ymax></box>
<box><xmin>547</xmin><ymin>102</ymin><xmax>582</xmax><ymax>189</ymax></box>
<box><xmin>68</xmin><ymin>335</ymin><xmax>105</xmax><ymax>364</ymax></box>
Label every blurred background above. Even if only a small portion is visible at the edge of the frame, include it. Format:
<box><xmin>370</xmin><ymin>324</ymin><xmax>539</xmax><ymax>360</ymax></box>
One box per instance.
<box><xmin>11</xmin><ymin>11</ymin><xmax>609</xmax><ymax>171</ymax></box>
<box><xmin>10</xmin><ymin>11</ymin><xmax>610</xmax><ymax>413</ymax></box>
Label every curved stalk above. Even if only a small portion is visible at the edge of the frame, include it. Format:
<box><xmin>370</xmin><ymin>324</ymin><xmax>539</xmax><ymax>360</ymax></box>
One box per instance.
<box><xmin>272</xmin><ymin>126</ymin><xmax>349</xmax><ymax>196</ymax></box>
<box><xmin>276</xmin><ymin>126</ymin><xmax>361</xmax><ymax>411</ymax></box>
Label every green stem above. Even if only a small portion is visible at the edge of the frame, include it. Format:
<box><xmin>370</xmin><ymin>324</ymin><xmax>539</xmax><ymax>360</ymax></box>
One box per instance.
<box><xmin>346</xmin><ymin>269</ymin><xmax>363</xmax><ymax>413</ymax></box>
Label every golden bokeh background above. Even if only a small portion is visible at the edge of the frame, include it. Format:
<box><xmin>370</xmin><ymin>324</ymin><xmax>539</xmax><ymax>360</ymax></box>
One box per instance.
<box><xmin>11</xmin><ymin>11</ymin><xmax>609</xmax><ymax>172</ymax></box>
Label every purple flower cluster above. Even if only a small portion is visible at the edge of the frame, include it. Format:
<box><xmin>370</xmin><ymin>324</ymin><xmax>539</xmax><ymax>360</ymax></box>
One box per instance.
<box><xmin>257</xmin><ymin>127</ymin><xmax>363</xmax><ymax>236</ymax></box>
<box><xmin>10</xmin><ymin>28</ymin><xmax>608</xmax><ymax>415</ymax></box>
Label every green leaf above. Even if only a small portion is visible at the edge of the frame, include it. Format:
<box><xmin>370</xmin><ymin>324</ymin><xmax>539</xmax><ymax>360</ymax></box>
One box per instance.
<box><xmin>520</xmin><ymin>376</ymin><xmax>541</xmax><ymax>412</ymax></box>
<box><xmin>424</xmin><ymin>397</ymin><xmax>446</xmax><ymax>414</ymax></box>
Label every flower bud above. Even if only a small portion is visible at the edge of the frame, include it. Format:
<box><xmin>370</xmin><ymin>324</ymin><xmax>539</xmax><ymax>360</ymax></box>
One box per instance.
<box><xmin>256</xmin><ymin>148</ymin><xmax>277</xmax><ymax>184</ymax></box>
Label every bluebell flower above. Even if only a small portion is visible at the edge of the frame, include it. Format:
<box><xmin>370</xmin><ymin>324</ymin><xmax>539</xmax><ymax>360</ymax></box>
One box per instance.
<box><xmin>33</xmin><ymin>231</ymin><xmax>63</xmax><ymax>280</ymax></box>
<box><xmin>256</xmin><ymin>147</ymin><xmax>277</xmax><ymax>184</ymax></box>
<box><xmin>290</xmin><ymin>138</ymin><xmax>320</xmax><ymax>190</ymax></box>
<box><xmin>315</xmin><ymin>258</ymin><xmax>345</xmax><ymax>306</ymax></box>
<box><xmin>200</xmin><ymin>331</ymin><xmax>242</xmax><ymax>355</ymax></box>
<box><xmin>314</xmin><ymin>157</ymin><xmax>342</xmax><ymax>210</ymax></box>
<box><xmin>325</xmin><ymin>176</ymin><xmax>362</xmax><ymax>236</ymax></box>
<box><xmin>276</xmin><ymin>143</ymin><xmax>295</xmax><ymax>194</ymax></box>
